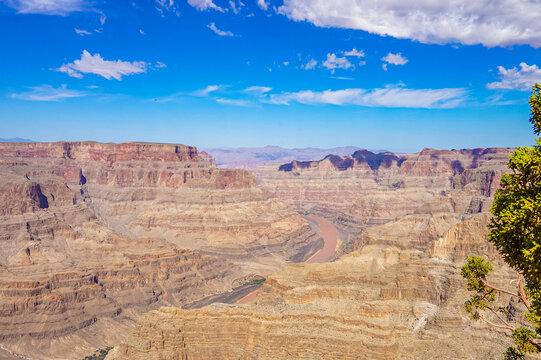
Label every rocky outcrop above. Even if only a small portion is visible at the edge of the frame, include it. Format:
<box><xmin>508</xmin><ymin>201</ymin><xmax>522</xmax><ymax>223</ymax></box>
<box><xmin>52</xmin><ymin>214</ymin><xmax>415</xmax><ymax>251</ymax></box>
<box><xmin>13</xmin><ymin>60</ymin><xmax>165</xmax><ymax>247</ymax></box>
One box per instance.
<box><xmin>0</xmin><ymin>142</ymin><xmax>320</xmax><ymax>359</ymax></box>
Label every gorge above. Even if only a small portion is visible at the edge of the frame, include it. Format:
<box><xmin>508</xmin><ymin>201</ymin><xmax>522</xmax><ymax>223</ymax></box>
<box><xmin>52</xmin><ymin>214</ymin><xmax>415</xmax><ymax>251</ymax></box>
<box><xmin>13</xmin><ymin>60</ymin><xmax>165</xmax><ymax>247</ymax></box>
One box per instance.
<box><xmin>0</xmin><ymin>142</ymin><xmax>521</xmax><ymax>359</ymax></box>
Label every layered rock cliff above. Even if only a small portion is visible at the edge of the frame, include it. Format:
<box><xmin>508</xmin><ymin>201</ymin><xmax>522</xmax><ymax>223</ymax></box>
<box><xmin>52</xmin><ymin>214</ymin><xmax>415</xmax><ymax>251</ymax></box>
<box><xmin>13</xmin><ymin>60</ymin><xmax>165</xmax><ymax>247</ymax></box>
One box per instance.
<box><xmin>0</xmin><ymin>142</ymin><xmax>320</xmax><ymax>359</ymax></box>
<box><xmin>110</xmin><ymin>242</ymin><xmax>517</xmax><ymax>360</ymax></box>
<box><xmin>110</xmin><ymin>147</ymin><xmax>523</xmax><ymax>360</ymax></box>
<box><xmin>254</xmin><ymin>148</ymin><xmax>512</xmax><ymax>254</ymax></box>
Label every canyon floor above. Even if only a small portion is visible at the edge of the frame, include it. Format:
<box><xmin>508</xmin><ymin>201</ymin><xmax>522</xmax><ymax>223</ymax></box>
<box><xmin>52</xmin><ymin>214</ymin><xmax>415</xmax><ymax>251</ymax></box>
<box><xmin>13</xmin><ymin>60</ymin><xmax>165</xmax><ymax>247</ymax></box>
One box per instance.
<box><xmin>0</xmin><ymin>142</ymin><xmax>529</xmax><ymax>359</ymax></box>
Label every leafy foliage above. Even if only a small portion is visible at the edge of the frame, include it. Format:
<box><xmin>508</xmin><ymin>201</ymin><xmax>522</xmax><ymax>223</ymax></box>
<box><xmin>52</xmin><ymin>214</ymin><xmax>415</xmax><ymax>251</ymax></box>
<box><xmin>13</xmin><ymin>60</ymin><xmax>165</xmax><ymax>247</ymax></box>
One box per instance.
<box><xmin>530</xmin><ymin>83</ymin><xmax>541</xmax><ymax>135</ymax></box>
<box><xmin>514</xmin><ymin>327</ymin><xmax>538</xmax><ymax>354</ymax></box>
<box><xmin>82</xmin><ymin>347</ymin><xmax>113</xmax><ymax>360</ymax></box>
<box><xmin>462</xmin><ymin>84</ymin><xmax>541</xmax><ymax>358</ymax></box>
<box><xmin>502</xmin><ymin>347</ymin><xmax>525</xmax><ymax>360</ymax></box>
<box><xmin>461</xmin><ymin>257</ymin><xmax>493</xmax><ymax>292</ymax></box>
<box><xmin>242</xmin><ymin>278</ymin><xmax>266</xmax><ymax>286</ymax></box>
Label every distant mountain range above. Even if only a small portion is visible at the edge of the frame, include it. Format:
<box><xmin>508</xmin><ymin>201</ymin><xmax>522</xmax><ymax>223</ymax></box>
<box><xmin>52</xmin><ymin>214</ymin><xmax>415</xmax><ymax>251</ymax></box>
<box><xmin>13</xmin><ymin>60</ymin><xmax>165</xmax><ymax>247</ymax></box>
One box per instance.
<box><xmin>202</xmin><ymin>146</ymin><xmax>389</xmax><ymax>169</ymax></box>
<box><xmin>0</xmin><ymin>138</ymin><xmax>34</xmax><ymax>142</ymax></box>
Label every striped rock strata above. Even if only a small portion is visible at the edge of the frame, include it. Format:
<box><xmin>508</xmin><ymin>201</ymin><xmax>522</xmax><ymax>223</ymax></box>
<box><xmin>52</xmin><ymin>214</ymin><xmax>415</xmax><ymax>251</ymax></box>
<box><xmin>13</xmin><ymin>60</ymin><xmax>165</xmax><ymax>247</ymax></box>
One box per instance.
<box><xmin>0</xmin><ymin>142</ymin><xmax>319</xmax><ymax>359</ymax></box>
<box><xmin>110</xmin><ymin>147</ymin><xmax>525</xmax><ymax>360</ymax></box>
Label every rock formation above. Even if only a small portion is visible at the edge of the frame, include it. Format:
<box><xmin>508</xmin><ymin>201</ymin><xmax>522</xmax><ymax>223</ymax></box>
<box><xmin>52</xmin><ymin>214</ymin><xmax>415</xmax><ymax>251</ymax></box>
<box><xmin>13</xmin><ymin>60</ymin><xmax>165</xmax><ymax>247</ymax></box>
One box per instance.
<box><xmin>0</xmin><ymin>142</ymin><xmax>320</xmax><ymax>359</ymax></box>
<box><xmin>110</xmin><ymin>147</ymin><xmax>524</xmax><ymax>360</ymax></box>
<box><xmin>109</xmin><ymin>242</ymin><xmax>517</xmax><ymax>360</ymax></box>
<box><xmin>254</xmin><ymin>148</ymin><xmax>512</xmax><ymax>253</ymax></box>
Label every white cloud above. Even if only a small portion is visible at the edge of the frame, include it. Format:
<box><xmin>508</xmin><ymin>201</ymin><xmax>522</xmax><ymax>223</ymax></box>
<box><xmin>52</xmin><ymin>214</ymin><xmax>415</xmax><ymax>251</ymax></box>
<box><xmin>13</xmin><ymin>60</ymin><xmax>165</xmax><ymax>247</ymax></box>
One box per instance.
<box><xmin>74</xmin><ymin>28</ymin><xmax>91</xmax><ymax>36</ymax></box>
<box><xmin>257</xmin><ymin>0</ymin><xmax>268</xmax><ymax>10</ymax></box>
<box><xmin>1</xmin><ymin>0</ymin><xmax>88</xmax><ymax>15</ymax></box>
<box><xmin>99</xmin><ymin>13</ymin><xmax>106</xmax><ymax>24</ymax></box>
<box><xmin>283</xmin><ymin>61</ymin><xmax>290</xmax><ymax>66</ymax></box>
<box><xmin>139</xmin><ymin>29</ymin><xmax>145</xmax><ymax>35</ymax></box>
<box><xmin>277</xmin><ymin>0</ymin><xmax>541</xmax><ymax>47</ymax></box>
<box><xmin>188</xmin><ymin>0</ymin><xmax>224</xmax><ymax>12</ymax></box>
<box><xmin>244</xmin><ymin>86</ymin><xmax>272</xmax><ymax>94</ymax></box>
<box><xmin>331</xmin><ymin>76</ymin><xmax>355</xmax><ymax>80</ymax></box>
<box><xmin>193</xmin><ymin>85</ymin><xmax>223</xmax><ymax>96</ymax></box>
<box><xmin>322</xmin><ymin>53</ymin><xmax>354</xmax><ymax>72</ymax></box>
<box><xmin>382</xmin><ymin>52</ymin><xmax>408</xmax><ymax>66</ymax></box>
<box><xmin>58</xmin><ymin>50</ymin><xmax>148</xmax><ymax>80</ymax></box>
<box><xmin>382</xmin><ymin>63</ymin><xmax>388</xmax><ymax>72</ymax></box>
<box><xmin>343</xmin><ymin>48</ymin><xmax>364</xmax><ymax>57</ymax></box>
<box><xmin>216</xmin><ymin>98</ymin><xmax>251</xmax><ymax>106</ymax></box>
<box><xmin>208</xmin><ymin>22</ymin><xmax>234</xmax><ymax>36</ymax></box>
<box><xmin>264</xmin><ymin>85</ymin><xmax>466</xmax><ymax>109</ymax></box>
<box><xmin>486</xmin><ymin>63</ymin><xmax>541</xmax><ymax>91</ymax></box>
<box><xmin>154</xmin><ymin>61</ymin><xmax>167</xmax><ymax>69</ymax></box>
<box><xmin>155</xmin><ymin>0</ymin><xmax>179</xmax><ymax>13</ymax></box>
<box><xmin>229</xmin><ymin>0</ymin><xmax>244</xmax><ymax>14</ymax></box>
<box><xmin>10</xmin><ymin>84</ymin><xmax>84</xmax><ymax>101</ymax></box>
<box><xmin>302</xmin><ymin>59</ymin><xmax>318</xmax><ymax>70</ymax></box>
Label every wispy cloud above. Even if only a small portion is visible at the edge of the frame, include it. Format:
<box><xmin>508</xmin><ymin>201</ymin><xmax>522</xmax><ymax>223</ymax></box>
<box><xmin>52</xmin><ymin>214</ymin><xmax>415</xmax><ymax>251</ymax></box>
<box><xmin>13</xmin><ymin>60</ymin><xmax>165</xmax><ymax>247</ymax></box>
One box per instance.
<box><xmin>244</xmin><ymin>86</ymin><xmax>272</xmax><ymax>94</ymax></box>
<box><xmin>331</xmin><ymin>76</ymin><xmax>355</xmax><ymax>80</ymax></box>
<box><xmin>74</xmin><ymin>28</ymin><xmax>91</xmax><ymax>36</ymax></box>
<box><xmin>257</xmin><ymin>0</ymin><xmax>268</xmax><ymax>10</ymax></box>
<box><xmin>482</xmin><ymin>93</ymin><xmax>519</xmax><ymax>106</ymax></box>
<box><xmin>486</xmin><ymin>63</ymin><xmax>541</xmax><ymax>91</ymax></box>
<box><xmin>192</xmin><ymin>85</ymin><xmax>223</xmax><ymax>96</ymax></box>
<box><xmin>154</xmin><ymin>61</ymin><xmax>167</xmax><ymax>69</ymax></box>
<box><xmin>154</xmin><ymin>85</ymin><xmax>224</xmax><ymax>103</ymax></box>
<box><xmin>263</xmin><ymin>85</ymin><xmax>466</xmax><ymax>109</ymax></box>
<box><xmin>343</xmin><ymin>48</ymin><xmax>364</xmax><ymax>58</ymax></box>
<box><xmin>302</xmin><ymin>59</ymin><xmax>317</xmax><ymax>70</ymax></box>
<box><xmin>159</xmin><ymin>84</ymin><xmax>465</xmax><ymax>110</ymax></box>
<box><xmin>229</xmin><ymin>0</ymin><xmax>244</xmax><ymax>14</ymax></box>
<box><xmin>155</xmin><ymin>0</ymin><xmax>180</xmax><ymax>15</ymax></box>
<box><xmin>207</xmin><ymin>22</ymin><xmax>234</xmax><ymax>36</ymax></box>
<box><xmin>1</xmin><ymin>0</ymin><xmax>89</xmax><ymax>15</ymax></box>
<box><xmin>216</xmin><ymin>98</ymin><xmax>252</xmax><ymax>106</ymax></box>
<box><xmin>10</xmin><ymin>84</ymin><xmax>85</xmax><ymax>101</ymax></box>
<box><xmin>188</xmin><ymin>0</ymin><xmax>224</xmax><ymax>12</ymax></box>
<box><xmin>58</xmin><ymin>50</ymin><xmax>149</xmax><ymax>80</ymax></box>
<box><xmin>277</xmin><ymin>0</ymin><xmax>541</xmax><ymax>47</ymax></box>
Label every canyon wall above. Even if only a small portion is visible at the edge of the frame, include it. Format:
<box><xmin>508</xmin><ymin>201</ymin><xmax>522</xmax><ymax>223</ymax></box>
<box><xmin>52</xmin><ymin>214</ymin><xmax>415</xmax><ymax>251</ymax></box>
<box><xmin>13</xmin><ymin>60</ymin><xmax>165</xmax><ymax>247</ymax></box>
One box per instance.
<box><xmin>254</xmin><ymin>148</ymin><xmax>512</xmax><ymax>254</ymax></box>
<box><xmin>111</xmin><ymin>242</ymin><xmax>517</xmax><ymax>360</ymax></box>
<box><xmin>111</xmin><ymin>147</ymin><xmax>524</xmax><ymax>360</ymax></box>
<box><xmin>0</xmin><ymin>142</ymin><xmax>320</xmax><ymax>359</ymax></box>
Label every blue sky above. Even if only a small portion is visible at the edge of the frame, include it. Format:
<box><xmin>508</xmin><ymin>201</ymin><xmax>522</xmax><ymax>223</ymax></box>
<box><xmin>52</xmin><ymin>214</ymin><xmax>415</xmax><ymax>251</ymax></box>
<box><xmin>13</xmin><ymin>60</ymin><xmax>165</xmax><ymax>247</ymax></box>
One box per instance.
<box><xmin>1</xmin><ymin>0</ymin><xmax>541</xmax><ymax>152</ymax></box>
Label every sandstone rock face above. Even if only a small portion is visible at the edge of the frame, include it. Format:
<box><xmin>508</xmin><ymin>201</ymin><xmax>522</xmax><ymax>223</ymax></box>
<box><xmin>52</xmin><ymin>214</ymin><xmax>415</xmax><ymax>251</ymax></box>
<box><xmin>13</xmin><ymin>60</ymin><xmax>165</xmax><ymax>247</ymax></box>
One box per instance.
<box><xmin>111</xmin><ymin>147</ymin><xmax>525</xmax><ymax>360</ymax></box>
<box><xmin>0</xmin><ymin>142</ymin><xmax>319</xmax><ymax>359</ymax></box>
<box><xmin>111</xmin><ymin>244</ymin><xmax>517</xmax><ymax>360</ymax></box>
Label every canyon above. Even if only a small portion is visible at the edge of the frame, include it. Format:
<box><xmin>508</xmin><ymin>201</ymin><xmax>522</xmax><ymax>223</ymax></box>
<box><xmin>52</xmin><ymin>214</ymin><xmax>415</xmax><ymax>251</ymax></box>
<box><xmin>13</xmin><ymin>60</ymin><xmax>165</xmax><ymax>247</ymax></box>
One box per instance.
<box><xmin>0</xmin><ymin>143</ymin><xmax>523</xmax><ymax>359</ymax></box>
<box><xmin>108</xmin><ymin>147</ymin><xmax>523</xmax><ymax>360</ymax></box>
<box><xmin>0</xmin><ymin>142</ymin><xmax>320</xmax><ymax>359</ymax></box>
